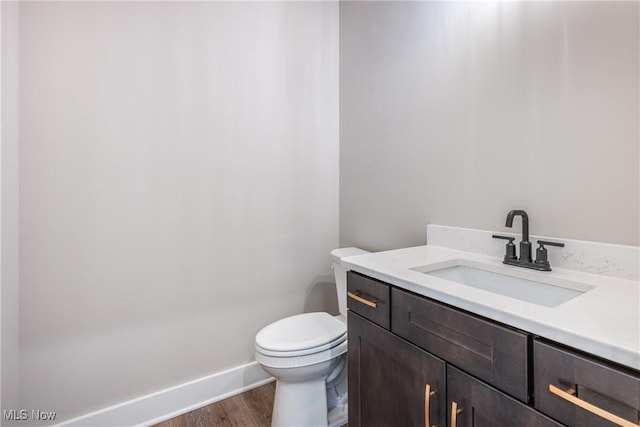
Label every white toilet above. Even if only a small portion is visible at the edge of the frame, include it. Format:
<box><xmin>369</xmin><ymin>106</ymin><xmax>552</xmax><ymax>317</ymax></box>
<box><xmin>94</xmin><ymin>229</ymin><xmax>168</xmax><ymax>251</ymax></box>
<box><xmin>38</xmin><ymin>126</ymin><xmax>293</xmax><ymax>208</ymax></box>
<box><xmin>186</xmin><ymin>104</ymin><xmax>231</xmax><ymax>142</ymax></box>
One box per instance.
<box><xmin>255</xmin><ymin>247</ymin><xmax>369</xmax><ymax>427</ymax></box>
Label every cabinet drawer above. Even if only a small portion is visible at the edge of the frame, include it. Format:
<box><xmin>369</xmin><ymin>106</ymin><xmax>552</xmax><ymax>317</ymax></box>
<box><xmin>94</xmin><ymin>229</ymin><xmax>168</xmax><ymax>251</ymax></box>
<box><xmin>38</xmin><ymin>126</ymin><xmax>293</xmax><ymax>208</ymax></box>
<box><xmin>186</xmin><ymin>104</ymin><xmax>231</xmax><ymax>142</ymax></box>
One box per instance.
<box><xmin>392</xmin><ymin>288</ymin><xmax>530</xmax><ymax>402</ymax></box>
<box><xmin>448</xmin><ymin>365</ymin><xmax>562</xmax><ymax>427</ymax></box>
<box><xmin>347</xmin><ymin>272</ymin><xmax>390</xmax><ymax>329</ymax></box>
<box><xmin>534</xmin><ymin>339</ymin><xmax>640</xmax><ymax>427</ymax></box>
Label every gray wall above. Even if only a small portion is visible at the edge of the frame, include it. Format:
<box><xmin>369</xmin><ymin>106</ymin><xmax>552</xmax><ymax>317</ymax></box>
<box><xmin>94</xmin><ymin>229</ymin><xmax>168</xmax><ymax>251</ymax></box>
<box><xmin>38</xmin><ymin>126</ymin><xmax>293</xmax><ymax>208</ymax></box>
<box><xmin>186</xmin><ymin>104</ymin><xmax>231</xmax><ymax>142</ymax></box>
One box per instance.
<box><xmin>1</xmin><ymin>0</ymin><xmax>21</xmax><ymax>413</ymax></box>
<box><xmin>4</xmin><ymin>0</ymin><xmax>640</xmax><ymax>423</ymax></box>
<box><xmin>340</xmin><ymin>1</ymin><xmax>639</xmax><ymax>250</ymax></box>
<box><xmin>16</xmin><ymin>2</ymin><xmax>338</xmax><ymax>422</ymax></box>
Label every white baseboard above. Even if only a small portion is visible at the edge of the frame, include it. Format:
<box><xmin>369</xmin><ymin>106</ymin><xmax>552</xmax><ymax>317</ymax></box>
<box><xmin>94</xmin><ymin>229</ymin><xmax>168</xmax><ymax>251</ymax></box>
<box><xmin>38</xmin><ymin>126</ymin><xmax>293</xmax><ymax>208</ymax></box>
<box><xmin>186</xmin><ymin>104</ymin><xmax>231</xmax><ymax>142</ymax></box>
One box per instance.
<box><xmin>56</xmin><ymin>362</ymin><xmax>274</xmax><ymax>427</ymax></box>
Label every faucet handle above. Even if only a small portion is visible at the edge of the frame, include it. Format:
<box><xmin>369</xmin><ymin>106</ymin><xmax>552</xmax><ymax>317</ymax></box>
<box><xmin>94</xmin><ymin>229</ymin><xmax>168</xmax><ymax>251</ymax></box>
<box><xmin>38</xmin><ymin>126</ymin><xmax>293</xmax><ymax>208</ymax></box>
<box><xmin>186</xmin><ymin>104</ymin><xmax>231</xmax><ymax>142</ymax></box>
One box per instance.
<box><xmin>537</xmin><ymin>240</ymin><xmax>565</xmax><ymax>248</ymax></box>
<box><xmin>534</xmin><ymin>240</ymin><xmax>565</xmax><ymax>270</ymax></box>
<box><xmin>492</xmin><ymin>235</ymin><xmax>517</xmax><ymax>260</ymax></box>
<box><xmin>491</xmin><ymin>234</ymin><xmax>515</xmax><ymax>242</ymax></box>
<box><xmin>492</xmin><ymin>234</ymin><xmax>515</xmax><ymax>241</ymax></box>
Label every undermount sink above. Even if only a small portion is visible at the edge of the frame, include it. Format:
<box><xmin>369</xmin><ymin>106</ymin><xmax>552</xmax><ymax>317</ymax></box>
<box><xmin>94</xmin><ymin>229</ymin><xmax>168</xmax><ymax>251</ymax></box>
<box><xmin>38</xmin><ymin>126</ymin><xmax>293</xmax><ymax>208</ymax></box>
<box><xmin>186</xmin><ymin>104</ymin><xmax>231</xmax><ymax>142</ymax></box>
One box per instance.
<box><xmin>413</xmin><ymin>260</ymin><xmax>594</xmax><ymax>307</ymax></box>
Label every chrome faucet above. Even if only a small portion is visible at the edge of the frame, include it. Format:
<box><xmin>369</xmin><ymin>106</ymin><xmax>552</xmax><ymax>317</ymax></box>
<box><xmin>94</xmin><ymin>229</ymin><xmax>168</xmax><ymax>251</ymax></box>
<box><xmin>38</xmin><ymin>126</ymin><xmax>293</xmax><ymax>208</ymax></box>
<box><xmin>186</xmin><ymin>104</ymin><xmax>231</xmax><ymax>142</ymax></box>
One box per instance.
<box><xmin>493</xmin><ymin>210</ymin><xmax>564</xmax><ymax>271</ymax></box>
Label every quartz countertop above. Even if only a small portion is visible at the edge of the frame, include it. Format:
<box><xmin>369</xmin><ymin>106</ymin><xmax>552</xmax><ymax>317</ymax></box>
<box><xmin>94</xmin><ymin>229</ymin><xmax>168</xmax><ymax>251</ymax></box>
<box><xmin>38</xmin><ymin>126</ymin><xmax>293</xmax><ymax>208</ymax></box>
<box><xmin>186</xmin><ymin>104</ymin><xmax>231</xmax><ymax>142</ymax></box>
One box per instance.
<box><xmin>342</xmin><ymin>245</ymin><xmax>640</xmax><ymax>371</ymax></box>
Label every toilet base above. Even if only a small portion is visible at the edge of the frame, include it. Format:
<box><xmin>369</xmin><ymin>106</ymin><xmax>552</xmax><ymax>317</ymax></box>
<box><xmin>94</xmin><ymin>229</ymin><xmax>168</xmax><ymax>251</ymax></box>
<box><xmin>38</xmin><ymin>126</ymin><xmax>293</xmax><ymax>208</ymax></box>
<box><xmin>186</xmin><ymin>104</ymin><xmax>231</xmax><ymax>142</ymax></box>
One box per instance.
<box><xmin>272</xmin><ymin>378</ymin><xmax>328</xmax><ymax>427</ymax></box>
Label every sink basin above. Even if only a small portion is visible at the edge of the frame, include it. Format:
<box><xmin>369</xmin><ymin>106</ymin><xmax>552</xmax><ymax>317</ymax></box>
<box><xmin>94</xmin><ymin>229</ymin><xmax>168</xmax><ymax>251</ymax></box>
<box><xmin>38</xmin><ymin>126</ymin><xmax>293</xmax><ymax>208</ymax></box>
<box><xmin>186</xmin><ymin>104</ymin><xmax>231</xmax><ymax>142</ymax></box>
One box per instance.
<box><xmin>413</xmin><ymin>260</ymin><xmax>594</xmax><ymax>307</ymax></box>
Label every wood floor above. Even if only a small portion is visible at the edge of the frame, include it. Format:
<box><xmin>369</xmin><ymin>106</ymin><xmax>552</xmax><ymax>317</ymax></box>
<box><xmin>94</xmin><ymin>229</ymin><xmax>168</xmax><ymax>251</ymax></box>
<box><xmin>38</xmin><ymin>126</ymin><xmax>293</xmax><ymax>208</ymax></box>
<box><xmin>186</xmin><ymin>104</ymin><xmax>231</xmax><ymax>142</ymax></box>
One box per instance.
<box><xmin>153</xmin><ymin>382</ymin><xmax>276</xmax><ymax>427</ymax></box>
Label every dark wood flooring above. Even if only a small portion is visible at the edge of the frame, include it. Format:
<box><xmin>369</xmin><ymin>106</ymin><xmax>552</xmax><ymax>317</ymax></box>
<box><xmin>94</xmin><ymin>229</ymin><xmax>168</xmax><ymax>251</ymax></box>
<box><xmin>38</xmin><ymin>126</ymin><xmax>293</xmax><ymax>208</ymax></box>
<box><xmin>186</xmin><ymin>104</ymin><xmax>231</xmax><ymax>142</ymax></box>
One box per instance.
<box><xmin>153</xmin><ymin>381</ymin><xmax>276</xmax><ymax>427</ymax></box>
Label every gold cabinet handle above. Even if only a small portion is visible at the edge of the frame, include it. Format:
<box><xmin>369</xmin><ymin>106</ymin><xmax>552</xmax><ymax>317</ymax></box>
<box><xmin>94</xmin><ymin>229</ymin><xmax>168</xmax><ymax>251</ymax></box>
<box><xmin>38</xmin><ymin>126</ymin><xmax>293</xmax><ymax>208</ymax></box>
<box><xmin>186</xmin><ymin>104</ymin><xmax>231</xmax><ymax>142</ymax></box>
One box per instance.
<box><xmin>424</xmin><ymin>383</ymin><xmax>436</xmax><ymax>427</ymax></box>
<box><xmin>549</xmin><ymin>384</ymin><xmax>639</xmax><ymax>427</ymax></box>
<box><xmin>450</xmin><ymin>401</ymin><xmax>462</xmax><ymax>427</ymax></box>
<box><xmin>347</xmin><ymin>291</ymin><xmax>377</xmax><ymax>308</ymax></box>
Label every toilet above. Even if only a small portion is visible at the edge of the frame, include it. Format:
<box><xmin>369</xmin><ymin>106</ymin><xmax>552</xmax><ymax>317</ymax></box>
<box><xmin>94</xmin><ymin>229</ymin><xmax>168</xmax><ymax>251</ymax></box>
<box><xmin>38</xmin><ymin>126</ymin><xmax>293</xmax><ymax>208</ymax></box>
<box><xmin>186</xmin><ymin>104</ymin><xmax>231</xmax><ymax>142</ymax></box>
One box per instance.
<box><xmin>255</xmin><ymin>247</ymin><xmax>369</xmax><ymax>427</ymax></box>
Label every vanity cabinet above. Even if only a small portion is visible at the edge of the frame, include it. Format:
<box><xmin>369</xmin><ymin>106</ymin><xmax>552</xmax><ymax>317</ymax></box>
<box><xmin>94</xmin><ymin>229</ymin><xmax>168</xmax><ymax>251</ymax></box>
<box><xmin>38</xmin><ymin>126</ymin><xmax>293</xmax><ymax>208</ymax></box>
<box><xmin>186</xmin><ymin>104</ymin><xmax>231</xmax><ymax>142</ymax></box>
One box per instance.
<box><xmin>347</xmin><ymin>271</ymin><xmax>640</xmax><ymax>427</ymax></box>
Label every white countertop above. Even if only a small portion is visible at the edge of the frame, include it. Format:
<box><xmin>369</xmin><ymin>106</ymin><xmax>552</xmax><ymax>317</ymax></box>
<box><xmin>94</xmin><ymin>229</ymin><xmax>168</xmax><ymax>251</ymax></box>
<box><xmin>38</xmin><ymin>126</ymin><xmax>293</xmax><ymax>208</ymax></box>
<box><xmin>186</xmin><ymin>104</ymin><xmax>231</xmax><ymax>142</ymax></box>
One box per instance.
<box><xmin>342</xmin><ymin>245</ymin><xmax>640</xmax><ymax>371</ymax></box>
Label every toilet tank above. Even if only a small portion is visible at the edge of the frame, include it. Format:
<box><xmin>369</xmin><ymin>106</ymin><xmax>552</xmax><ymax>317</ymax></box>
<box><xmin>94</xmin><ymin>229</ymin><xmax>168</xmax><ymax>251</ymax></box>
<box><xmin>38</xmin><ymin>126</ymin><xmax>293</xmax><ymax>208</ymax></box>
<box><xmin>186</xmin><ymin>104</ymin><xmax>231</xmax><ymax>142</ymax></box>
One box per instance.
<box><xmin>330</xmin><ymin>247</ymin><xmax>370</xmax><ymax>317</ymax></box>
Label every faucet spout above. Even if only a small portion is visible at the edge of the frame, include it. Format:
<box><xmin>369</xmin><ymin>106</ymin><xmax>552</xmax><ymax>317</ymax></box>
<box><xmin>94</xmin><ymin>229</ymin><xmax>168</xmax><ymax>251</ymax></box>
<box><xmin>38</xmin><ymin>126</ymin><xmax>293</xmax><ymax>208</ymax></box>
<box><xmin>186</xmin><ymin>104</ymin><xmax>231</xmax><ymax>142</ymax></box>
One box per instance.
<box><xmin>505</xmin><ymin>210</ymin><xmax>531</xmax><ymax>262</ymax></box>
<box><xmin>505</xmin><ymin>210</ymin><xmax>529</xmax><ymax>242</ymax></box>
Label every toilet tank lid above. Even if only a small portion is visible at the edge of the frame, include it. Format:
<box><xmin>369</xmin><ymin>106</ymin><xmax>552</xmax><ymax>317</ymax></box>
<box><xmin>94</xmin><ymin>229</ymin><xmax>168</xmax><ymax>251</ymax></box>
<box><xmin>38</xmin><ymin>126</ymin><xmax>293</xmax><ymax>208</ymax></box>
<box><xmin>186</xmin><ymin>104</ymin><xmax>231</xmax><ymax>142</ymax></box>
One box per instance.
<box><xmin>330</xmin><ymin>247</ymin><xmax>370</xmax><ymax>263</ymax></box>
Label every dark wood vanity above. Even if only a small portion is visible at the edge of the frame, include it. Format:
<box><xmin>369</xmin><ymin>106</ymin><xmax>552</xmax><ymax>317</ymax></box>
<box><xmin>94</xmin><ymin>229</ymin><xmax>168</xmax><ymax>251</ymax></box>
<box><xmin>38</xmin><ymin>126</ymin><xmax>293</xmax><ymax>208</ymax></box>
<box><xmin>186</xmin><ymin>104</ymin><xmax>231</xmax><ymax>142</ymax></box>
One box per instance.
<box><xmin>347</xmin><ymin>271</ymin><xmax>640</xmax><ymax>427</ymax></box>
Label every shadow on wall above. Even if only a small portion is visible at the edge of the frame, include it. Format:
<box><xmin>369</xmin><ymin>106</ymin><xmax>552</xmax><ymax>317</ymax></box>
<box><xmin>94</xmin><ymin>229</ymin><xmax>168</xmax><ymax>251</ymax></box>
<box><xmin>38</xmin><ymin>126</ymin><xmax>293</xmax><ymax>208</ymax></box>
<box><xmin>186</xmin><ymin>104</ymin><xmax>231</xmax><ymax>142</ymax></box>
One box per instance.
<box><xmin>303</xmin><ymin>275</ymin><xmax>339</xmax><ymax>315</ymax></box>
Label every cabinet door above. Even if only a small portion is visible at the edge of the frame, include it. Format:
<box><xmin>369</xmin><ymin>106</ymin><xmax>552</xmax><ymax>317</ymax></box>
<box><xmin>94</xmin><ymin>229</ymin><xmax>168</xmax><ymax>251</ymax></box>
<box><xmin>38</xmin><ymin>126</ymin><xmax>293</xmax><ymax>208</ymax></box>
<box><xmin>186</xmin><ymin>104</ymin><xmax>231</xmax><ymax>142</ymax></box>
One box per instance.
<box><xmin>447</xmin><ymin>366</ymin><xmax>562</xmax><ymax>427</ymax></box>
<box><xmin>348</xmin><ymin>311</ymin><xmax>446</xmax><ymax>427</ymax></box>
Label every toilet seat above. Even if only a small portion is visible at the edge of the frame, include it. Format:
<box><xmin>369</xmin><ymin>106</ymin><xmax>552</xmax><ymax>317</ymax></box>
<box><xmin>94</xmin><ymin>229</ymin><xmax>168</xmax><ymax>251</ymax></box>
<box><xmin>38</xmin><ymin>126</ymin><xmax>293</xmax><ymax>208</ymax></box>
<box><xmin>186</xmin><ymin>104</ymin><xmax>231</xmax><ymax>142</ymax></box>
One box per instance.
<box><xmin>255</xmin><ymin>312</ymin><xmax>348</xmax><ymax>367</ymax></box>
<box><xmin>256</xmin><ymin>332</ymin><xmax>346</xmax><ymax>358</ymax></box>
<box><xmin>256</xmin><ymin>339</ymin><xmax>348</xmax><ymax>369</ymax></box>
<box><xmin>255</xmin><ymin>312</ymin><xmax>347</xmax><ymax>354</ymax></box>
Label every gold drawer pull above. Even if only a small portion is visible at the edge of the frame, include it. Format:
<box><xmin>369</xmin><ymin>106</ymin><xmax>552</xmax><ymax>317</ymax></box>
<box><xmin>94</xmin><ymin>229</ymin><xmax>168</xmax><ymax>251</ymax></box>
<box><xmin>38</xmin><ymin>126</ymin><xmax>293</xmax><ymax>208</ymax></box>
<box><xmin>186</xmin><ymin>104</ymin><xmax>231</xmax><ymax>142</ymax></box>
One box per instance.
<box><xmin>347</xmin><ymin>291</ymin><xmax>377</xmax><ymax>308</ymax></box>
<box><xmin>549</xmin><ymin>384</ymin><xmax>639</xmax><ymax>427</ymax></box>
<box><xmin>450</xmin><ymin>401</ymin><xmax>462</xmax><ymax>427</ymax></box>
<box><xmin>424</xmin><ymin>383</ymin><xmax>436</xmax><ymax>427</ymax></box>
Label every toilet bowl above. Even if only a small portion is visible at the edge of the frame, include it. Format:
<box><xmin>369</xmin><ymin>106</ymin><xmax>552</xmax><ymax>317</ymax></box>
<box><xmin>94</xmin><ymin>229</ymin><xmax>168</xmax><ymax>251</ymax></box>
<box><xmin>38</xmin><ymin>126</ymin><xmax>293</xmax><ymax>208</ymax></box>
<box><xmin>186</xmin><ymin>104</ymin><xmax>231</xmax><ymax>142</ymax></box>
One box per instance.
<box><xmin>255</xmin><ymin>247</ymin><xmax>369</xmax><ymax>427</ymax></box>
